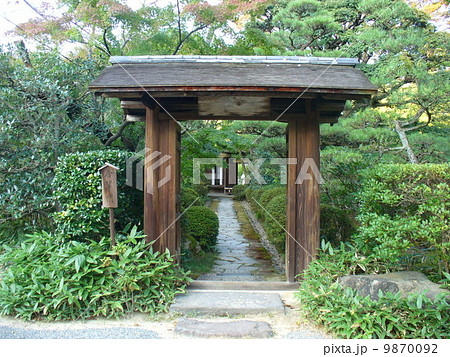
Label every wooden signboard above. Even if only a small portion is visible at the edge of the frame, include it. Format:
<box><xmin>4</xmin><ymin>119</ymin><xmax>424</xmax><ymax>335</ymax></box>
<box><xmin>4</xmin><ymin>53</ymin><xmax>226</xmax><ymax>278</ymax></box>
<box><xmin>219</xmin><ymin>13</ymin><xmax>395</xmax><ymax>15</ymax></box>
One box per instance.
<box><xmin>99</xmin><ymin>163</ymin><xmax>119</xmax><ymax>208</ymax></box>
<box><xmin>98</xmin><ymin>163</ymin><xmax>119</xmax><ymax>247</ymax></box>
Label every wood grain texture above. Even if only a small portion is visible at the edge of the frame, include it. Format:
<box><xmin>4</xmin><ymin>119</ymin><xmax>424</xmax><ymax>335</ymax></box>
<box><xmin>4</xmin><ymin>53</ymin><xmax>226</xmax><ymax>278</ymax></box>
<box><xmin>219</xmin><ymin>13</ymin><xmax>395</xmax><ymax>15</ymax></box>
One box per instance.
<box><xmin>198</xmin><ymin>96</ymin><xmax>270</xmax><ymax>117</ymax></box>
<box><xmin>286</xmin><ymin>121</ymin><xmax>298</xmax><ymax>282</ymax></box>
<box><xmin>286</xmin><ymin>113</ymin><xmax>320</xmax><ymax>282</ymax></box>
<box><xmin>144</xmin><ymin>105</ymin><xmax>159</xmax><ymax>246</ymax></box>
<box><xmin>99</xmin><ymin>166</ymin><xmax>118</xmax><ymax>208</ymax></box>
<box><xmin>143</xmin><ymin>105</ymin><xmax>180</xmax><ymax>258</ymax></box>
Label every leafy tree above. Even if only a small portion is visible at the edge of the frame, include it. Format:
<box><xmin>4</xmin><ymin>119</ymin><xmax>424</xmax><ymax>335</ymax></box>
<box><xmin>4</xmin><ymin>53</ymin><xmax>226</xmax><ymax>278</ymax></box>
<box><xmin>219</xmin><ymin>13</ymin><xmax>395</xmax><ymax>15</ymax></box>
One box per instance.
<box><xmin>0</xmin><ymin>47</ymin><xmax>132</xmax><ymax>238</ymax></box>
<box><xmin>235</xmin><ymin>0</ymin><xmax>449</xmax><ymax>163</ymax></box>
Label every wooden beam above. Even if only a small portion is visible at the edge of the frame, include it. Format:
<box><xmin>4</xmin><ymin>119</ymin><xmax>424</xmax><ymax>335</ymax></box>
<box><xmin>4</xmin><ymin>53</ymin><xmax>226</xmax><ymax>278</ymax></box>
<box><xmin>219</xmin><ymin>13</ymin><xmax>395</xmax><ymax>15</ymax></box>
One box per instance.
<box><xmin>198</xmin><ymin>96</ymin><xmax>270</xmax><ymax>117</ymax></box>
<box><xmin>121</xmin><ymin>100</ymin><xmax>146</xmax><ymax>109</ymax></box>
<box><xmin>126</xmin><ymin>114</ymin><xmax>145</xmax><ymax>122</ymax></box>
<box><xmin>158</xmin><ymin>112</ymin><xmax>310</xmax><ymax>121</ymax></box>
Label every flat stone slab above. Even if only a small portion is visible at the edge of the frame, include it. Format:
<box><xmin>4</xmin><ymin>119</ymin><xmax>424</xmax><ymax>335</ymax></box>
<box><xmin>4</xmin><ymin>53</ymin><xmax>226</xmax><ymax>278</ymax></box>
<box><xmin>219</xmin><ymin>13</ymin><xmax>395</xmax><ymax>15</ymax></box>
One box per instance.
<box><xmin>175</xmin><ymin>318</ymin><xmax>274</xmax><ymax>338</ymax></box>
<box><xmin>339</xmin><ymin>271</ymin><xmax>450</xmax><ymax>301</ymax></box>
<box><xmin>170</xmin><ymin>291</ymin><xmax>285</xmax><ymax>315</ymax></box>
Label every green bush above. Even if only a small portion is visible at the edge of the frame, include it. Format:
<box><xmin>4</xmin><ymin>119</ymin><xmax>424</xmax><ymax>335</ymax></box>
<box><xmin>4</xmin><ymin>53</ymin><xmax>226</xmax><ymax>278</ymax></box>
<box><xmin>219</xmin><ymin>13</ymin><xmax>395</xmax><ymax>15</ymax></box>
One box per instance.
<box><xmin>245</xmin><ymin>187</ymin><xmax>268</xmax><ymax>217</ymax></box>
<box><xmin>52</xmin><ymin>150</ymin><xmax>142</xmax><ymax>240</ymax></box>
<box><xmin>263</xmin><ymin>194</ymin><xmax>287</xmax><ymax>252</ymax></box>
<box><xmin>0</xmin><ymin>228</ymin><xmax>189</xmax><ymax>320</ymax></box>
<box><xmin>355</xmin><ymin>164</ymin><xmax>450</xmax><ymax>279</ymax></box>
<box><xmin>232</xmin><ymin>185</ymin><xmax>247</xmax><ymax>201</ymax></box>
<box><xmin>259</xmin><ymin>186</ymin><xmax>286</xmax><ymax>208</ymax></box>
<box><xmin>180</xmin><ymin>187</ymin><xmax>203</xmax><ymax>211</ymax></box>
<box><xmin>320</xmin><ymin>204</ymin><xmax>357</xmax><ymax>245</ymax></box>
<box><xmin>297</xmin><ymin>242</ymin><xmax>450</xmax><ymax>339</ymax></box>
<box><xmin>185</xmin><ymin>206</ymin><xmax>219</xmax><ymax>251</ymax></box>
<box><xmin>246</xmin><ymin>186</ymin><xmax>356</xmax><ymax>254</ymax></box>
<box><xmin>190</xmin><ymin>184</ymin><xmax>209</xmax><ymax>198</ymax></box>
<box><xmin>245</xmin><ymin>186</ymin><xmax>264</xmax><ymax>204</ymax></box>
<box><xmin>320</xmin><ymin>146</ymin><xmax>372</xmax><ymax>213</ymax></box>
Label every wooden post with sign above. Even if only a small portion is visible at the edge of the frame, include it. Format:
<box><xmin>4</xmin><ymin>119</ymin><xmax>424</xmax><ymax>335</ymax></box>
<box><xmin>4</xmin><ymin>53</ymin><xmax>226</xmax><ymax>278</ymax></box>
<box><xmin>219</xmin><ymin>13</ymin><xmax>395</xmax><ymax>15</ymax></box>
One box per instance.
<box><xmin>98</xmin><ymin>163</ymin><xmax>119</xmax><ymax>247</ymax></box>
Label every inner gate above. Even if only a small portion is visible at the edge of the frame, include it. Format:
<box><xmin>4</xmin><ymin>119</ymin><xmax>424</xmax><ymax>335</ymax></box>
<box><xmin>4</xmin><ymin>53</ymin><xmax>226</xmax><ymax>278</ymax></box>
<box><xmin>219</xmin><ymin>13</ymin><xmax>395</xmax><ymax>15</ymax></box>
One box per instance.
<box><xmin>89</xmin><ymin>55</ymin><xmax>376</xmax><ymax>282</ymax></box>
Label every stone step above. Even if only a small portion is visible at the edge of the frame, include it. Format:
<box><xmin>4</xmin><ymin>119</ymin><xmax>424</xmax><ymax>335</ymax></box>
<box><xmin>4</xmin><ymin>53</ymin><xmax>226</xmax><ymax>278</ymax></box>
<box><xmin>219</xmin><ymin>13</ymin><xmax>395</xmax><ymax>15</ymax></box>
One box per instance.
<box><xmin>188</xmin><ymin>280</ymin><xmax>300</xmax><ymax>291</ymax></box>
<box><xmin>175</xmin><ymin>318</ymin><xmax>274</xmax><ymax>338</ymax></box>
<box><xmin>170</xmin><ymin>291</ymin><xmax>286</xmax><ymax>316</ymax></box>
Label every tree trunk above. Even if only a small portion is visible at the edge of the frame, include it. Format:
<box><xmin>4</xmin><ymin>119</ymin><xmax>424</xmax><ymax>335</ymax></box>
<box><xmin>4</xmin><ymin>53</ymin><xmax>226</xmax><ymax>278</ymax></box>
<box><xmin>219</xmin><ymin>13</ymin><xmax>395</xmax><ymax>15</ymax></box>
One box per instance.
<box><xmin>394</xmin><ymin>120</ymin><xmax>419</xmax><ymax>164</ymax></box>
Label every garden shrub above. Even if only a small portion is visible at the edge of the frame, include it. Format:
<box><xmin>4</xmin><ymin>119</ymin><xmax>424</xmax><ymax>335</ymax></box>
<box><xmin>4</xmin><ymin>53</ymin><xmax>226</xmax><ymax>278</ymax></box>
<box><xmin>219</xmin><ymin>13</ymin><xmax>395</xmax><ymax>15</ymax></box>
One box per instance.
<box><xmin>180</xmin><ymin>187</ymin><xmax>203</xmax><ymax>211</ymax></box>
<box><xmin>245</xmin><ymin>186</ymin><xmax>356</xmax><ymax>253</ymax></box>
<box><xmin>52</xmin><ymin>150</ymin><xmax>142</xmax><ymax>240</ymax></box>
<box><xmin>185</xmin><ymin>206</ymin><xmax>219</xmax><ymax>251</ymax></box>
<box><xmin>190</xmin><ymin>184</ymin><xmax>209</xmax><ymax>198</ymax></box>
<box><xmin>245</xmin><ymin>186</ymin><xmax>264</xmax><ymax>205</ymax></box>
<box><xmin>232</xmin><ymin>185</ymin><xmax>247</xmax><ymax>201</ymax></box>
<box><xmin>355</xmin><ymin>163</ymin><xmax>450</xmax><ymax>279</ymax></box>
<box><xmin>297</xmin><ymin>242</ymin><xmax>450</xmax><ymax>339</ymax></box>
<box><xmin>263</xmin><ymin>194</ymin><xmax>287</xmax><ymax>252</ymax></box>
<box><xmin>246</xmin><ymin>186</ymin><xmax>269</xmax><ymax>217</ymax></box>
<box><xmin>0</xmin><ymin>228</ymin><xmax>189</xmax><ymax>320</ymax></box>
<box><xmin>320</xmin><ymin>204</ymin><xmax>357</xmax><ymax>245</ymax></box>
<box><xmin>320</xmin><ymin>146</ymin><xmax>372</xmax><ymax>213</ymax></box>
<box><xmin>259</xmin><ymin>186</ymin><xmax>286</xmax><ymax>208</ymax></box>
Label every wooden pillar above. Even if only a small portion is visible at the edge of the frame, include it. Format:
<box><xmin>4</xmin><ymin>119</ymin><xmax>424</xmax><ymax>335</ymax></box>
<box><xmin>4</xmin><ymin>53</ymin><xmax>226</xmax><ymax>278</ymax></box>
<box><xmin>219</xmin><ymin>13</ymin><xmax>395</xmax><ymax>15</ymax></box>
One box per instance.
<box><xmin>286</xmin><ymin>114</ymin><xmax>320</xmax><ymax>282</ymax></box>
<box><xmin>144</xmin><ymin>104</ymin><xmax>159</xmax><ymax>247</ymax></box>
<box><xmin>144</xmin><ymin>104</ymin><xmax>180</xmax><ymax>260</ymax></box>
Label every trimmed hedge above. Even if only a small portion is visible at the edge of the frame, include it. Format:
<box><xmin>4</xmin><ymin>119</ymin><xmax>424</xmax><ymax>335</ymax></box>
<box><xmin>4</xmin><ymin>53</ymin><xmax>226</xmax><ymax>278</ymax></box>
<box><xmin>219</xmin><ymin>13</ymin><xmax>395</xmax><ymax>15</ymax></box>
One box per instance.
<box><xmin>259</xmin><ymin>186</ymin><xmax>286</xmax><ymax>208</ymax></box>
<box><xmin>244</xmin><ymin>185</ymin><xmax>355</xmax><ymax>255</ymax></box>
<box><xmin>264</xmin><ymin>194</ymin><xmax>287</xmax><ymax>251</ymax></box>
<box><xmin>185</xmin><ymin>206</ymin><xmax>219</xmax><ymax>251</ymax></box>
<box><xmin>232</xmin><ymin>184</ymin><xmax>247</xmax><ymax>201</ymax></box>
<box><xmin>180</xmin><ymin>187</ymin><xmax>203</xmax><ymax>211</ymax></box>
<box><xmin>52</xmin><ymin>150</ymin><xmax>142</xmax><ymax>240</ymax></box>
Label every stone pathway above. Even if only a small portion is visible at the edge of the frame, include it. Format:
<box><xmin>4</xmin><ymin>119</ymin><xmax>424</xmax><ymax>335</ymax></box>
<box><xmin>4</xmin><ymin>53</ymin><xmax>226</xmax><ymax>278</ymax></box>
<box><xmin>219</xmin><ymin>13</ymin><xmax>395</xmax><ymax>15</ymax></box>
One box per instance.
<box><xmin>198</xmin><ymin>197</ymin><xmax>282</xmax><ymax>281</ymax></box>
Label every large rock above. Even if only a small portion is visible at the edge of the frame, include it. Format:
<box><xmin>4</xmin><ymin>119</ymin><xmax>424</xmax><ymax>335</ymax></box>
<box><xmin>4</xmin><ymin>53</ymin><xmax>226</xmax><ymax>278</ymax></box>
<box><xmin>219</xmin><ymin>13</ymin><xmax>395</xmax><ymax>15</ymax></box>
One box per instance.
<box><xmin>338</xmin><ymin>271</ymin><xmax>450</xmax><ymax>301</ymax></box>
<box><xmin>175</xmin><ymin>318</ymin><xmax>274</xmax><ymax>338</ymax></box>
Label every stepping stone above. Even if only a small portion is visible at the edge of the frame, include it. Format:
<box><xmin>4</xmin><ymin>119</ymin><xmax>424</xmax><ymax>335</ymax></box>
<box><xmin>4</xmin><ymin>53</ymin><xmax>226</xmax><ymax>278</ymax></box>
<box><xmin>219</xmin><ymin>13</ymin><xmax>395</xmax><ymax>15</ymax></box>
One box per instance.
<box><xmin>175</xmin><ymin>318</ymin><xmax>274</xmax><ymax>338</ymax></box>
<box><xmin>170</xmin><ymin>291</ymin><xmax>285</xmax><ymax>315</ymax></box>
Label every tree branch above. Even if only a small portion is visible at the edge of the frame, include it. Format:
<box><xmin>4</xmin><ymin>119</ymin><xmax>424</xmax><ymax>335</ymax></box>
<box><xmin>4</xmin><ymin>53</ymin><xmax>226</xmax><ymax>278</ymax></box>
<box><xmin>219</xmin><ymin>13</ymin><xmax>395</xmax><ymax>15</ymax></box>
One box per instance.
<box><xmin>102</xmin><ymin>27</ymin><xmax>112</xmax><ymax>56</ymax></box>
<box><xmin>172</xmin><ymin>24</ymin><xmax>208</xmax><ymax>55</ymax></box>
<box><xmin>105</xmin><ymin>120</ymin><xmax>131</xmax><ymax>146</ymax></box>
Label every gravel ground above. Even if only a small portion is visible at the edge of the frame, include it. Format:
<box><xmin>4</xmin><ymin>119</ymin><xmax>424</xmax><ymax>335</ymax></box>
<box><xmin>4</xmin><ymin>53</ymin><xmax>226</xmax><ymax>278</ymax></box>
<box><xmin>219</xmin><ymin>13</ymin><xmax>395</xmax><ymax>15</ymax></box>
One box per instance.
<box><xmin>0</xmin><ymin>326</ymin><xmax>159</xmax><ymax>339</ymax></box>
